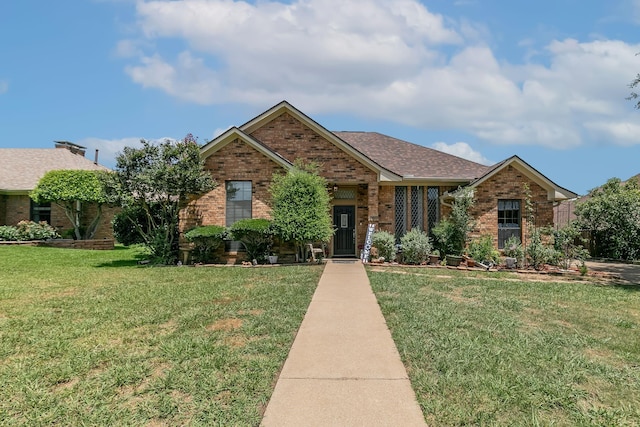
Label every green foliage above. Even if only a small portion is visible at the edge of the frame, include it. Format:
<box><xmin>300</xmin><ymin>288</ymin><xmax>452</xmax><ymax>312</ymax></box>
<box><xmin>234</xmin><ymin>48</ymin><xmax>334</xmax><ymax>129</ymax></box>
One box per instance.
<box><xmin>112</xmin><ymin>205</ymin><xmax>157</xmax><ymax>246</ymax></box>
<box><xmin>433</xmin><ymin>187</ymin><xmax>475</xmax><ymax>256</ymax></box>
<box><xmin>269</xmin><ymin>162</ymin><xmax>333</xmax><ymax>261</ymax></box>
<box><xmin>553</xmin><ymin>223</ymin><xmax>590</xmax><ymax>270</ymax></box>
<box><xmin>628</xmin><ymin>70</ymin><xmax>640</xmax><ymax>109</ymax></box>
<box><xmin>0</xmin><ymin>221</ymin><xmax>60</xmax><ymax>241</ymax></box>
<box><xmin>576</xmin><ymin>177</ymin><xmax>640</xmax><ymax>260</ymax></box>
<box><xmin>104</xmin><ymin>135</ymin><xmax>216</xmax><ymax>264</ymax></box>
<box><xmin>230</xmin><ymin>219</ymin><xmax>273</xmax><ymax>263</ymax></box>
<box><xmin>371</xmin><ymin>230</ymin><xmax>396</xmax><ymax>261</ymax></box>
<box><xmin>184</xmin><ymin>225</ymin><xmax>227</xmax><ymax>263</ymax></box>
<box><xmin>526</xmin><ymin>228</ymin><xmax>558</xmax><ymax>270</ymax></box>
<box><xmin>0</xmin><ymin>225</ymin><xmax>20</xmax><ymax>241</ymax></box>
<box><xmin>30</xmin><ymin>169</ymin><xmax>108</xmax><ymax>239</ymax></box>
<box><xmin>467</xmin><ymin>234</ymin><xmax>500</xmax><ymax>264</ymax></box>
<box><xmin>399</xmin><ymin>229</ymin><xmax>432</xmax><ymax>265</ymax></box>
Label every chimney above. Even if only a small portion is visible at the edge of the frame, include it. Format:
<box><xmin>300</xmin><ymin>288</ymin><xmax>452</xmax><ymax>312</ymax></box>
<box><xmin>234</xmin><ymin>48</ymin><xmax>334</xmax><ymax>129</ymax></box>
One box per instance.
<box><xmin>94</xmin><ymin>149</ymin><xmax>99</xmax><ymax>165</ymax></box>
<box><xmin>54</xmin><ymin>140</ymin><xmax>87</xmax><ymax>157</ymax></box>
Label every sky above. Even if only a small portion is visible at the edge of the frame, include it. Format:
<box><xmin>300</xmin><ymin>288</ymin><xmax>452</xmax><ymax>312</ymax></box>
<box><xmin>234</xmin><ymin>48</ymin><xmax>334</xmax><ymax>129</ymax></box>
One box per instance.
<box><xmin>2</xmin><ymin>0</ymin><xmax>640</xmax><ymax>196</ymax></box>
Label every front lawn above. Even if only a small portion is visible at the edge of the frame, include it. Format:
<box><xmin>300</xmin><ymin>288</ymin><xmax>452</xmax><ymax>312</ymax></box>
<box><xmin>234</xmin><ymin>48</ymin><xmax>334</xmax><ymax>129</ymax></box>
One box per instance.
<box><xmin>369</xmin><ymin>266</ymin><xmax>640</xmax><ymax>426</ymax></box>
<box><xmin>0</xmin><ymin>246</ymin><xmax>322</xmax><ymax>426</ymax></box>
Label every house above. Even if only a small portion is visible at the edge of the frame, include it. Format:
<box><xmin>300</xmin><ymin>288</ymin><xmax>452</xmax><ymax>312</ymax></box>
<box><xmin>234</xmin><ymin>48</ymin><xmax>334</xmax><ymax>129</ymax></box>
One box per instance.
<box><xmin>182</xmin><ymin>101</ymin><xmax>577</xmax><ymax>258</ymax></box>
<box><xmin>0</xmin><ymin>141</ymin><xmax>114</xmax><ymax>239</ymax></box>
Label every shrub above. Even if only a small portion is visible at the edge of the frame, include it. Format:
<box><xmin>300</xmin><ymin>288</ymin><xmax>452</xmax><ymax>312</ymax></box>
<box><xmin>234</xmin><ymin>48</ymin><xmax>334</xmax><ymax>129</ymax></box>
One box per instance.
<box><xmin>184</xmin><ymin>225</ymin><xmax>227</xmax><ymax>263</ymax></box>
<box><xmin>400</xmin><ymin>229</ymin><xmax>432</xmax><ymax>265</ymax></box>
<box><xmin>230</xmin><ymin>218</ymin><xmax>273</xmax><ymax>263</ymax></box>
<box><xmin>0</xmin><ymin>225</ymin><xmax>19</xmax><ymax>241</ymax></box>
<box><xmin>432</xmin><ymin>219</ymin><xmax>456</xmax><ymax>257</ymax></box>
<box><xmin>15</xmin><ymin>221</ymin><xmax>60</xmax><ymax>240</ymax></box>
<box><xmin>553</xmin><ymin>223</ymin><xmax>589</xmax><ymax>270</ymax></box>
<box><xmin>503</xmin><ymin>236</ymin><xmax>524</xmax><ymax>259</ymax></box>
<box><xmin>467</xmin><ymin>234</ymin><xmax>500</xmax><ymax>264</ymax></box>
<box><xmin>371</xmin><ymin>230</ymin><xmax>396</xmax><ymax>262</ymax></box>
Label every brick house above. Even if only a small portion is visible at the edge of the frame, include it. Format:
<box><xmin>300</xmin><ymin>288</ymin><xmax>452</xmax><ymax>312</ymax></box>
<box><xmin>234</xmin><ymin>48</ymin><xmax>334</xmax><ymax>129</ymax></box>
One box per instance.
<box><xmin>182</xmin><ymin>101</ymin><xmax>576</xmax><ymax>258</ymax></box>
<box><xmin>0</xmin><ymin>142</ymin><xmax>115</xmax><ymax>239</ymax></box>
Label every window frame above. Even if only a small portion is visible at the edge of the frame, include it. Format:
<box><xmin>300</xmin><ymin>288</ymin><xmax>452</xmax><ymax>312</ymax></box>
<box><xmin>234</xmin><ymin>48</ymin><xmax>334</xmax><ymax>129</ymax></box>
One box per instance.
<box><xmin>497</xmin><ymin>199</ymin><xmax>521</xmax><ymax>249</ymax></box>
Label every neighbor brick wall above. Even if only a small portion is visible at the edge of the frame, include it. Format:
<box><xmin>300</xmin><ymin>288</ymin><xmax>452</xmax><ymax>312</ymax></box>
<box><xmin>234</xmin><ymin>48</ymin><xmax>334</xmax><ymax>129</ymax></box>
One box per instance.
<box><xmin>1</xmin><ymin>195</ymin><xmax>115</xmax><ymax>239</ymax></box>
<box><xmin>0</xmin><ymin>195</ymin><xmax>6</xmax><ymax>224</ymax></box>
<box><xmin>471</xmin><ymin>165</ymin><xmax>553</xmax><ymax>247</ymax></box>
<box><xmin>180</xmin><ymin>138</ymin><xmax>287</xmax><ymax>232</ymax></box>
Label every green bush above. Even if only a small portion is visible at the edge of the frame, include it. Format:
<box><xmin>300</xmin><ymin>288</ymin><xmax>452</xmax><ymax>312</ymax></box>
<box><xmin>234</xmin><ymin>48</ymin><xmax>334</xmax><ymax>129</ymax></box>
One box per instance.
<box><xmin>371</xmin><ymin>230</ymin><xmax>396</xmax><ymax>262</ymax></box>
<box><xmin>16</xmin><ymin>221</ymin><xmax>60</xmax><ymax>240</ymax></box>
<box><xmin>0</xmin><ymin>225</ymin><xmax>20</xmax><ymax>241</ymax></box>
<box><xmin>230</xmin><ymin>219</ymin><xmax>273</xmax><ymax>263</ymax></box>
<box><xmin>503</xmin><ymin>236</ymin><xmax>524</xmax><ymax>259</ymax></box>
<box><xmin>467</xmin><ymin>234</ymin><xmax>500</xmax><ymax>264</ymax></box>
<box><xmin>432</xmin><ymin>219</ymin><xmax>456</xmax><ymax>257</ymax></box>
<box><xmin>184</xmin><ymin>225</ymin><xmax>227</xmax><ymax>263</ymax></box>
<box><xmin>0</xmin><ymin>221</ymin><xmax>60</xmax><ymax>241</ymax></box>
<box><xmin>400</xmin><ymin>229</ymin><xmax>432</xmax><ymax>265</ymax></box>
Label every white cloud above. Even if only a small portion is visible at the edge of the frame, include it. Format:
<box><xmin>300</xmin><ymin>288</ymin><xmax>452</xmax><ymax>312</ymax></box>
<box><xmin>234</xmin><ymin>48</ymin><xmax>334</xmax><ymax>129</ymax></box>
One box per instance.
<box><xmin>121</xmin><ymin>0</ymin><xmax>640</xmax><ymax>149</ymax></box>
<box><xmin>79</xmin><ymin>137</ymin><xmax>144</xmax><ymax>167</ymax></box>
<box><xmin>432</xmin><ymin>142</ymin><xmax>491</xmax><ymax>165</ymax></box>
<box><xmin>0</xmin><ymin>80</ymin><xmax>8</xmax><ymax>94</ymax></box>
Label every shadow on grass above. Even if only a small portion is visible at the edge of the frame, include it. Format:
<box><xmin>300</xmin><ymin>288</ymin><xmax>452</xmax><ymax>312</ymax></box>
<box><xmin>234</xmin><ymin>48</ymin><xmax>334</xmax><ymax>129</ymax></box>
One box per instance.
<box><xmin>611</xmin><ymin>282</ymin><xmax>640</xmax><ymax>292</ymax></box>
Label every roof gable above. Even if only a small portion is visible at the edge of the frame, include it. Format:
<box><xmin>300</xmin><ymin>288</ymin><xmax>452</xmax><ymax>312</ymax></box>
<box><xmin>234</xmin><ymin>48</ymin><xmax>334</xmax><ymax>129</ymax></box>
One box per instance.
<box><xmin>200</xmin><ymin>127</ymin><xmax>293</xmax><ymax>169</ymax></box>
<box><xmin>0</xmin><ymin>148</ymin><xmax>108</xmax><ymax>193</ymax></box>
<box><xmin>470</xmin><ymin>155</ymin><xmax>577</xmax><ymax>201</ymax></box>
<box><xmin>237</xmin><ymin>101</ymin><xmax>401</xmax><ymax>182</ymax></box>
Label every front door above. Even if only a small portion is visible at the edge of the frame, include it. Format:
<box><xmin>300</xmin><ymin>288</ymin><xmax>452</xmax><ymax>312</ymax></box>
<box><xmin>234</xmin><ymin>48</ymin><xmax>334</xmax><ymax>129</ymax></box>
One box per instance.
<box><xmin>333</xmin><ymin>205</ymin><xmax>356</xmax><ymax>256</ymax></box>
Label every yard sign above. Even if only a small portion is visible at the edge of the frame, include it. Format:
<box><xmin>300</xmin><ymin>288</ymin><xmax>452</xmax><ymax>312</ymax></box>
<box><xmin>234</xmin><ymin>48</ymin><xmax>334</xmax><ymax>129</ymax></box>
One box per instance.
<box><xmin>361</xmin><ymin>223</ymin><xmax>376</xmax><ymax>263</ymax></box>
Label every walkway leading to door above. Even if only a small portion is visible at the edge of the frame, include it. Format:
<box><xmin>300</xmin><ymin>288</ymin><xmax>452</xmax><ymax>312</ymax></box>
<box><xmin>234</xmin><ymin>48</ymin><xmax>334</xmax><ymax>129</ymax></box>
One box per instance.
<box><xmin>261</xmin><ymin>260</ymin><xmax>426</xmax><ymax>426</ymax></box>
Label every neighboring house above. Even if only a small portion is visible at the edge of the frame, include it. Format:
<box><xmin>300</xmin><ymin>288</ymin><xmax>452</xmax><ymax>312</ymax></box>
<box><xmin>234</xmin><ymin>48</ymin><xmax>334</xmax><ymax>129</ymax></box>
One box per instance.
<box><xmin>182</xmin><ymin>101</ymin><xmax>577</xmax><ymax>257</ymax></box>
<box><xmin>0</xmin><ymin>141</ymin><xmax>114</xmax><ymax>239</ymax></box>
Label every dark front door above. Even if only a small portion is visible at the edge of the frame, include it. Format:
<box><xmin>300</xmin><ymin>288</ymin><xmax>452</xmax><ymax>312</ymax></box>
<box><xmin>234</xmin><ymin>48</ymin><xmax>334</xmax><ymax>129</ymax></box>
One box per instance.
<box><xmin>333</xmin><ymin>205</ymin><xmax>356</xmax><ymax>256</ymax></box>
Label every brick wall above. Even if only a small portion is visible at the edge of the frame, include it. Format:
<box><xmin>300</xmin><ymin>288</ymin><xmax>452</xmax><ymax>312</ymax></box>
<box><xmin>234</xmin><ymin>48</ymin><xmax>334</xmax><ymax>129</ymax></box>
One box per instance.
<box><xmin>378</xmin><ymin>186</ymin><xmax>394</xmax><ymax>233</ymax></box>
<box><xmin>39</xmin><ymin>239</ymin><xmax>115</xmax><ymax>250</ymax></box>
<box><xmin>181</xmin><ymin>138</ymin><xmax>287</xmax><ymax>232</ymax></box>
<box><xmin>471</xmin><ymin>165</ymin><xmax>553</xmax><ymax>246</ymax></box>
<box><xmin>249</xmin><ymin>112</ymin><xmax>378</xmax><ymax>186</ymax></box>
<box><xmin>1</xmin><ymin>195</ymin><xmax>115</xmax><ymax>239</ymax></box>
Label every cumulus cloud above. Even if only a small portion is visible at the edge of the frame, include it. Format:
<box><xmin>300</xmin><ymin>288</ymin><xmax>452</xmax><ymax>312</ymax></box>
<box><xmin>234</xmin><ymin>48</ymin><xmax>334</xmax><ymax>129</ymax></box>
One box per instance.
<box><xmin>79</xmin><ymin>136</ymin><xmax>179</xmax><ymax>168</ymax></box>
<box><xmin>432</xmin><ymin>142</ymin><xmax>491</xmax><ymax>165</ymax></box>
<box><xmin>120</xmin><ymin>0</ymin><xmax>640</xmax><ymax>149</ymax></box>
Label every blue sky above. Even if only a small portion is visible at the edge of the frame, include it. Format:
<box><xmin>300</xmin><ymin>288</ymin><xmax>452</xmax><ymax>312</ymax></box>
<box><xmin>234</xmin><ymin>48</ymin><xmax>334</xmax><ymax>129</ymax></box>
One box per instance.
<box><xmin>2</xmin><ymin>0</ymin><xmax>640</xmax><ymax>195</ymax></box>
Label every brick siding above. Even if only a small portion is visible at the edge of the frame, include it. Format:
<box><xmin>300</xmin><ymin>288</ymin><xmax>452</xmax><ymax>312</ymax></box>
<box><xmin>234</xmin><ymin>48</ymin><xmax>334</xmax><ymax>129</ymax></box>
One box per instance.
<box><xmin>471</xmin><ymin>165</ymin><xmax>553</xmax><ymax>247</ymax></box>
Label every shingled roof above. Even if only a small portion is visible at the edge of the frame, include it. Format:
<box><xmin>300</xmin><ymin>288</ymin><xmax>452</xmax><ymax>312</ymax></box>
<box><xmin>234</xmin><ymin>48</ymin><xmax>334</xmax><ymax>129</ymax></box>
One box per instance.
<box><xmin>333</xmin><ymin>131</ymin><xmax>490</xmax><ymax>181</ymax></box>
<box><xmin>0</xmin><ymin>148</ymin><xmax>108</xmax><ymax>193</ymax></box>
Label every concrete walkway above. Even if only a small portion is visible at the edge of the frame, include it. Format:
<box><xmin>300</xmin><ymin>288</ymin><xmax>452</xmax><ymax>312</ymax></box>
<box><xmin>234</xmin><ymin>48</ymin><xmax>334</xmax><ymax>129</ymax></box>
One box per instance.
<box><xmin>261</xmin><ymin>260</ymin><xmax>426</xmax><ymax>427</ymax></box>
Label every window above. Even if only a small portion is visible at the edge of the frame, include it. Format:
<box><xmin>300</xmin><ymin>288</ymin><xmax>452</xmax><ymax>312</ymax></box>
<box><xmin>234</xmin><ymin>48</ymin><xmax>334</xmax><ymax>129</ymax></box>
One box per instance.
<box><xmin>427</xmin><ymin>186</ymin><xmax>440</xmax><ymax>235</ymax></box>
<box><xmin>498</xmin><ymin>199</ymin><xmax>521</xmax><ymax>249</ymax></box>
<box><xmin>30</xmin><ymin>200</ymin><xmax>51</xmax><ymax>223</ymax></box>
<box><xmin>410</xmin><ymin>186</ymin><xmax>423</xmax><ymax>231</ymax></box>
<box><xmin>225</xmin><ymin>181</ymin><xmax>252</xmax><ymax>226</ymax></box>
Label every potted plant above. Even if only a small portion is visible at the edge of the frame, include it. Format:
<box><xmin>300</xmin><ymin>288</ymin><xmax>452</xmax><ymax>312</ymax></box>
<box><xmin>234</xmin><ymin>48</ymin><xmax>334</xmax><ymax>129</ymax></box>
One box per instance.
<box><xmin>428</xmin><ymin>249</ymin><xmax>440</xmax><ymax>265</ymax></box>
<box><xmin>467</xmin><ymin>234</ymin><xmax>500</xmax><ymax>268</ymax></box>
<box><xmin>268</xmin><ymin>252</ymin><xmax>279</xmax><ymax>264</ymax></box>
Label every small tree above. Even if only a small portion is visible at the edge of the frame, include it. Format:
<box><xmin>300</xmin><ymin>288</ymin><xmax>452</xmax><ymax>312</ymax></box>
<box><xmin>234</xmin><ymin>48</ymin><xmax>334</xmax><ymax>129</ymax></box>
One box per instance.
<box><xmin>104</xmin><ymin>135</ymin><xmax>216</xmax><ymax>264</ymax></box>
<box><xmin>269</xmin><ymin>162</ymin><xmax>333</xmax><ymax>261</ymax></box>
<box><xmin>184</xmin><ymin>225</ymin><xmax>227</xmax><ymax>263</ymax></box>
<box><xmin>575</xmin><ymin>177</ymin><xmax>640</xmax><ymax>260</ymax></box>
<box><xmin>31</xmin><ymin>170</ymin><xmax>108</xmax><ymax>240</ymax></box>
<box><xmin>433</xmin><ymin>187</ymin><xmax>474</xmax><ymax>256</ymax></box>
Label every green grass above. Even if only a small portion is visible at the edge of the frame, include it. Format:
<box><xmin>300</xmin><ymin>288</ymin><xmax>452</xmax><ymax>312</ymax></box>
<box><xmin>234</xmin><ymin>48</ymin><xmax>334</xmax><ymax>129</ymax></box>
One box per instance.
<box><xmin>368</xmin><ymin>266</ymin><xmax>640</xmax><ymax>426</ymax></box>
<box><xmin>0</xmin><ymin>245</ymin><xmax>323</xmax><ymax>426</ymax></box>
